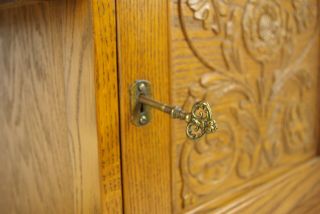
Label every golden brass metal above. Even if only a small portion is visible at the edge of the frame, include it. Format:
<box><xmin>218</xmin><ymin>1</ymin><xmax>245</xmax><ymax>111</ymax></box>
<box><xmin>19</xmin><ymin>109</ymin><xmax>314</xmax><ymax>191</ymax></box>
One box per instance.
<box><xmin>130</xmin><ymin>80</ymin><xmax>152</xmax><ymax>126</ymax></box>
<box><xmin>131</xmin><ymin>80</ymin><xmax>217</xmax><ymax>140</ymax></box>
<box><xmin>139</xmin><ymin>95</ymin><xmax>217</xmax><ymax>140</ymax></box>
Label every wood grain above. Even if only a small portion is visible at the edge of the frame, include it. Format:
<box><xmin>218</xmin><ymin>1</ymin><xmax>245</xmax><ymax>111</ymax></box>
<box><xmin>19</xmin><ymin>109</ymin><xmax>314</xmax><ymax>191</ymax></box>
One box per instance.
<box><xmin>0</xmin><ymin>0</ymin><xmax>43</xmax><ymax>9</ymax></box>
<box><xmin>290</xmin><ymin>184</ymin><xmax>320</xmax><ymax>214</ymax></box>
<box><xmin>0</xmin><ymin>0</ymin><xmax>101</xmax><ymax>213</ymax></box>
<box><xmin>92</xmin><ymin>0</ymin><xmax>123</xmax><ymax>213</ymax></box>
<box><xmin>116</xmin><ymin>0</ymin><xmax>172</xmax><ymax>213</ymax></box>
<box><xmin>208</xmin><ymin>158</ymin><xmax>320</xmax><ymax>214</ymax></box>
<box><xmin>169</xmin><ymin>0</ymin><xmax>320</xmax><ymax>211</ymax></box>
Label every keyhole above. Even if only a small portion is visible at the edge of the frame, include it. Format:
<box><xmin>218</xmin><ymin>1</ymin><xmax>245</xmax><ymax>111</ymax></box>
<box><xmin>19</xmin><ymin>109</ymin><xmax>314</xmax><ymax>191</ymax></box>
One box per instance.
<box><xmin>140</xmin><ymin>103</ymin><xmax>145</xmax><ymax>114</ymax></box>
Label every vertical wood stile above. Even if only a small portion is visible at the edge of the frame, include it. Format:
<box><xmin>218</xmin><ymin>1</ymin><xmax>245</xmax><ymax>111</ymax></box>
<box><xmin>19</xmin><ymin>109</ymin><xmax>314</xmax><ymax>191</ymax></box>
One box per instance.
<box><xmin>92</xmin><ymin>0</ymin><xmax>123</xmax><ymax>213</ymax></box>
<box><xmin>116</xmin><ymin>0</ymin><xmax>172</xmax><ymax>213</ymax></box>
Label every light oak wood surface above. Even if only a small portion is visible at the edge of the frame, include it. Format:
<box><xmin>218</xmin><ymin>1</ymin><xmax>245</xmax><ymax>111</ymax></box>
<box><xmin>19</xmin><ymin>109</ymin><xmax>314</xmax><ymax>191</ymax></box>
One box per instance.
<box><xmin>188</xmin><ymin>158</ymin><xmax>320</xmax><ymax>213</ymax></box>
<box><xmin>0</xmin><ymin>0</ymin><xmax>101</xmax><ymax>212</ymax></box>
<box><xmin>169</xmin><ymin>0</ymin><xmax>320</xmax><ymax>212</ymax></box>
<box><xmin>0</xmin><ymin>0</ymin><xmax>319</xmax><ymax>213</ymax></box>
<box><xmin>114</xmin><ymin>0</ymin><xmax>320</xmax><ymax>213</ymax></box>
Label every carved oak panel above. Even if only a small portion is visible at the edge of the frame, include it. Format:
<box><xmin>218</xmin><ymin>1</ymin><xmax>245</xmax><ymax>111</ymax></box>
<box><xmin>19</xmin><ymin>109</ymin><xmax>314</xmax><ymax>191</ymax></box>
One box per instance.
<box><xmin>170</xmin><ymin>0</ymin><xmax>319</xmax><ymax>212</ymax></box>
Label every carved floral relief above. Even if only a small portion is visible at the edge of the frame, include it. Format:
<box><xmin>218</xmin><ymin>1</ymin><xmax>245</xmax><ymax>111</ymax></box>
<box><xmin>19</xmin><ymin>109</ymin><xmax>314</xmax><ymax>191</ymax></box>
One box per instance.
<box><xmin>173</xmin><ymin>0</ymin><xmax>319</xmax><ymax>209</ymax></box>
<box><xmin>243</xmin><ymin>0</ymin><xmax>286</xmax><ymax>62</ymax></box>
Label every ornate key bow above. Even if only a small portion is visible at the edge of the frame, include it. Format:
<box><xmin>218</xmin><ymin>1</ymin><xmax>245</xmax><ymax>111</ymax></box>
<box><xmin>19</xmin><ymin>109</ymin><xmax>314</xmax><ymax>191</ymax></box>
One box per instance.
<box><xmin>185</xmin><ymin>102</ymin><xmax>217</xmax><ymax>140</ymax></box>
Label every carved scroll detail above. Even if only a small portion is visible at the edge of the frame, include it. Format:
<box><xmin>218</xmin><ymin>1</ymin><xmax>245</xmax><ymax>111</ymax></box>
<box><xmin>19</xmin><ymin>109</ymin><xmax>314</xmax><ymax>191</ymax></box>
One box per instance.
<box><xmin>176</xmin><ymin>0</ymin><xmax>319</xmax><ymax>208</ymax></box>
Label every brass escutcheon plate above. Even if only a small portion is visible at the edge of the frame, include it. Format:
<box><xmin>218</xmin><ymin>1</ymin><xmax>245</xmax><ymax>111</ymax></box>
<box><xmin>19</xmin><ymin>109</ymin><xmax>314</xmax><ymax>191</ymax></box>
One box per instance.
<box><xmin>130</xmin><ymin>80</ymin><xmax>152</xmax><ymax>126</ymax></box>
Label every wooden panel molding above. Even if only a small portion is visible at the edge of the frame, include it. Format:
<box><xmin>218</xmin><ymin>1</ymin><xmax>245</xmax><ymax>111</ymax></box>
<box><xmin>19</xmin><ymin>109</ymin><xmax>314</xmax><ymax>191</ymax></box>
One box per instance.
<box><xmin>170</xmin><ymin>0</ymin><xmax>320</xmax><ymax>212</ymax></box>
<box><xmin>192</xmin><ymin>158</ymin><xmax>320</xmax><ymax>213</ymax></box>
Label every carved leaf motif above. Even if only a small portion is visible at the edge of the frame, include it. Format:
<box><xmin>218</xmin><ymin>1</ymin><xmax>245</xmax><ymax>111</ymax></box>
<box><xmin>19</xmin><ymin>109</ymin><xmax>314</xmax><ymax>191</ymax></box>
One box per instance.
<box><xmin>176</xmin><ymin>0</ymin><xmax>319</xmax><ymax>209</ymax></box>
<box><xmin>200</xmin><ymin>72</ymin><xmax>250</xmax><ymax>102</ymax></box>
<box><xmin>243</xmin><ymin>0</ymin><xmax>286</xmax><ymax>62</ymax></box>
<box><xmin>292</xmin><ymin>0</ymin><xmax>318</xmax><ymax>33</ymax></box>
<box><xmin>181</xmin><ymin>117</ymin><xmax>237</xmax><ymax>204</ymax></box>
<box><xmin>188</xmin><ymin>0</ymin><xmax>220</xmax><ymax>33</ymax></box>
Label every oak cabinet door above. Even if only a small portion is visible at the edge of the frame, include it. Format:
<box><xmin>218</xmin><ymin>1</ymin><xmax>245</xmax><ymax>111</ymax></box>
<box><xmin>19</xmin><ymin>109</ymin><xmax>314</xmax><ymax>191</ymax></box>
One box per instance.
<box><xmin>117</xmin><ymin>0</ymin><xmax>320</xmax><ymax>213</ymax></box>
<box><xmin>170</xmin><ymin>0</ymin><xmax>320</xmax><ymax>212</ymax></box>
